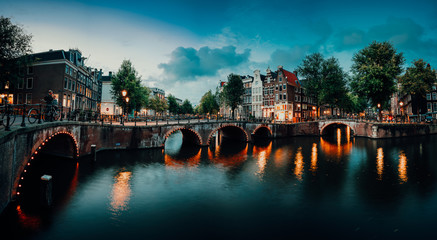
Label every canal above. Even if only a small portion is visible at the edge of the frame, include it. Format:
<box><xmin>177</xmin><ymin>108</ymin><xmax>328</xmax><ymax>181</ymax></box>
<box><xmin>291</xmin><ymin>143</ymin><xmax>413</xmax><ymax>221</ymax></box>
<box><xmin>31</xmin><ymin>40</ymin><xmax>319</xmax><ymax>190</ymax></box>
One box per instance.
<box><xmin>1</xmin><ymin>128</ymin><xmax>437</xmax><ymax>239</ymax></box>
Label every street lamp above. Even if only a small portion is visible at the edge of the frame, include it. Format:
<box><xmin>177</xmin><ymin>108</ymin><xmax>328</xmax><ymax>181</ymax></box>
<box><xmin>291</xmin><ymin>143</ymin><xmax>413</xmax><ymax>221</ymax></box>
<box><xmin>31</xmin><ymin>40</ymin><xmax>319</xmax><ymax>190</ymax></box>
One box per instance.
<box><xmin>121</xmin><ymin>90</ymin><xmax>128</xmax><ymax>125</ymax></box>
<box><xmin>377</xmin><ymin>103</ymin><xmax>381</xmax><ymax>122</ymax></box>
<box><xmin>400</xmin><ymin>101</ymin><xmax>404</xmax><ymax>123</ymax></box>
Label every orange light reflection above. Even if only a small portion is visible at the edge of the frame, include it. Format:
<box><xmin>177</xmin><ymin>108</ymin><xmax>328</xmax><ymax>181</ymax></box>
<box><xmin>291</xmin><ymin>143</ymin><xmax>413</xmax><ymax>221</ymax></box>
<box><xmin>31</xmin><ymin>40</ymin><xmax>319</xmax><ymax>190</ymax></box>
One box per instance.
<box><xmin>376</xmin><ymin>148</ymin><xmax>384</xmax><ymax>180</ymax></box>
<box><xmin>253</xmin><ymin>141</ymin><xmax>272</xmax><ymax>177</ymax></box>
<box><xmin>16</xmin><ymin>205</ymin><xmax>41</xmax><ymax>230</ymax></box>
<box><xmin>211</xmin><ymin>144</ymin><xmax>248</xmax><ymax>167</ymax></box>
<box><xmin>294</xmin><ymin>147</ymin><xmax>304</xmax><ymax>181</ymax></box>
<box><xmin>310</xmin><ymin>143</ymin><xmax>318</xmax><ymax>174</ymax></box>
<box><xmin>110</xmin><ymin>171</ymin><xmax>132</xmax><ymax>214</ymax></box>
<box><xmin>164</xmin><ymin>149</ymin><xmax>201</xmax><ymax>168</ymax></box>
<box><xmin>398</xmin><ymin>151</ymin><xmax>408</xmax><ymax>183</ymax></box>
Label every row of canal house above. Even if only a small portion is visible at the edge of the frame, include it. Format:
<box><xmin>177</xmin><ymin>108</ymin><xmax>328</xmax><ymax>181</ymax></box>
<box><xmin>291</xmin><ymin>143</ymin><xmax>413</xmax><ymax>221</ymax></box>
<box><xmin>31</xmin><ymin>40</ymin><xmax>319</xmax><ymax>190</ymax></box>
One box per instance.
<box><xmin>0</xmin><ymin>49</ymin><xmax>102</xmax><ymax>113</ymax></box>
<box><xmin>221</xmin><ymin>66</ymin><xmax>317</xmax><ymax>122</ymax></box>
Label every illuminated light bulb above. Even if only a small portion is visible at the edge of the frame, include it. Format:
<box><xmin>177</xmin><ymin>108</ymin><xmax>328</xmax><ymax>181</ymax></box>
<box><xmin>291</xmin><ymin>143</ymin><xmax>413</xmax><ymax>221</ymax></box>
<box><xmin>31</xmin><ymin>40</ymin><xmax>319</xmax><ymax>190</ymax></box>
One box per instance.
<box><xmin>27</xmin><ymin>163</ymin><xmax>30</xmax><ymax>166</ymax></box>
<box><xmin>24</xmin><ymin>170</ymin><xmax>27</xmax><ymax>173</ymax></box>
<box><xmin>18</xmin><ymin>184</ymin><xmax>21</xmax><ymax>187</ymax></box>
<box><xmin>17</xmin><ymin>192</ymin><xmax>20</xmax><ymax>195</ymax></box>
<box><xmin>31</xmin><ymin>157</ymin><xmax>34</xmax><ymax>160</ymax></box>
<box><xmin>21</xmin><ymin>177</ymin><xmax>24</xmax><ymax>180</ymax></box>
<box><xmin>35</xmin><ymin>151</ymin><xmax>38</xmax><ymax>154</ymax></box>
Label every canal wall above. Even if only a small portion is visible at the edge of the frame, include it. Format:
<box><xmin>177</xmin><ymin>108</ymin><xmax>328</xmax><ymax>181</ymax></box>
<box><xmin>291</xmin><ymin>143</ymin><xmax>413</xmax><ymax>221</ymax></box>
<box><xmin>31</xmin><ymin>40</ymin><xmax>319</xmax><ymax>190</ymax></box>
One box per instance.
<box><xmin>1</xmin><ymin>121</ymin><xmax>437</xmax><ymax>214</ymax></box>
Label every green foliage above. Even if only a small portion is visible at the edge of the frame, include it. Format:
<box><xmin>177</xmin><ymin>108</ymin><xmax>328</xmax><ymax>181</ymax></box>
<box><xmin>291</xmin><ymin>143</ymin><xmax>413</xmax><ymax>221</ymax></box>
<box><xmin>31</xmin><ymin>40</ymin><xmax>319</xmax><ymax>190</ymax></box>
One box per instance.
<box><xmin>0</xmin><ymin>16</ymin><xmax>33</xmax><ymax>89</ymax></box>
<box><xmin>167</xmin><ymin>94</ymin><xmax>180</xmax><ymax>114</ymax></box>
<box><xmin>320</xmin><ymin>57</ymin><xmax>348</xmax><ymax>108</ymax></box>
<box><xmin>199</xmin><ymin>90</ymin><xmax>219</xmax><ymax>114</ymax></box>
<box><xmin>399</xmin><ymin>59</ymin><xmax>436</xmax><ymax>97</ymax></box>
<box><xmin>148</xmin><ymin>95</ymin><xmax>168</xmax><ymax>115</ymax></box>
<box><xmin>351</xmin><ymin>41</ymin><xmax>405</xmax><ymax>108</ymax></box>
<box><xmin>296</xmin><ymin>53</ymin><xmax>324</xmax><ymax>106</ymax></box>
<box><xmin>110</xmin><ymin>60</ymin><xmax>150</xmax><ymax>112</ymax></box>
<box><xmin>223</xmin><ymin>73</ymin><xmax>244</xmax><ymax>118</ymax></box>
<box><xmin>297</xmin><ymin>54</ymin><xmax>349</xmax><ymax>111</ymax></box>
<box><xmin>180</xmin><ymin>99</ymin><xmax>194</xmax><ymax>114</ymax></box>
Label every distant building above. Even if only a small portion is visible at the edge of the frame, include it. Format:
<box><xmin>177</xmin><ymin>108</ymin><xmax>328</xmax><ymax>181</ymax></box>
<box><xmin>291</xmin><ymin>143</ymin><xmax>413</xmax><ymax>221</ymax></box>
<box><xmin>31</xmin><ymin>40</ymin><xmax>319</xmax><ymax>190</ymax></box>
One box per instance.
<box><xmin>252</xmin><ymin>70</ymin><xmax>265</xmax><ymax>118</ymax></box>
<box><xmin>241</xmin><ymin>75</ymin><xmax>253</xmax><ymax>119</ymax></box>
<box><xmin>150</xmin><ymin>87</ymin><xmax>165</xmax><ymax>99</ymax></box>
<box><xmin>6</xmin><ymin>49</ymin><xmax>102</xmax><ymax>112</ymax></box>
<box><xmin>426</xmin><ymin>83</ymin><xmax>437</xmax><ymax>119</ymax></box>
<box><xmin>100</xmin><ymin>71</ymin><xmax>122</xmax><ymax>115</ymax></box>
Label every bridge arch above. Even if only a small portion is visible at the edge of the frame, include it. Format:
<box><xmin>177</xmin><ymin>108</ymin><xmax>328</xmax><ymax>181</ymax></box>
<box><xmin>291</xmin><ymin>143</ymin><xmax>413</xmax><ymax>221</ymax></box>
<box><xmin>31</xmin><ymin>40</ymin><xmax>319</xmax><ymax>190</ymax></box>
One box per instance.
<box><xmin>320</xmin><ymin>121</ymin><xmax>355</xmax><ymax>136</ymax></box>
<box><xmin>207</xmin><ymin>124</ymin><xmax>249</xmax><ymax>145</ymax></box>
<box><xmin>163</xmin><ymin>127</ymin><xmax>203</xmax><ymax>146</ymax></box>
<box><xmin>252</xmin><ymin>125</ymin><xmax>272</xmax><ymax>138</ymax></box>
<box><xmin>16</xmin><ymin>131</ymin><xmax>79</xmax><ymax>197</ymax></box>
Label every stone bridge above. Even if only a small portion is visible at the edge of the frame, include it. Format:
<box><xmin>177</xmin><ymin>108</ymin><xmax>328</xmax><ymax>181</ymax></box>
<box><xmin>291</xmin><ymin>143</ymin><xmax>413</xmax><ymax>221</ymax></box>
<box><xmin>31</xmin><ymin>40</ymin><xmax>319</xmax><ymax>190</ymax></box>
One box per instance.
<box><xmin>2</xmin><ymin>119</ymin><xmax>437</xmax><ymax>213</ymax></box>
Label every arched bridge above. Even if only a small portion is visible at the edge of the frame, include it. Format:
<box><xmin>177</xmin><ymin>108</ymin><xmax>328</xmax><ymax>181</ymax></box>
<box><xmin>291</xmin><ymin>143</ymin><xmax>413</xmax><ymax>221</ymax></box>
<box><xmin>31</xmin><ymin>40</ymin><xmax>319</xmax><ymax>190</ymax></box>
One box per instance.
<box><xmin>2</xmin><ymin>119</ymin><xmax>436</xmax><ymax>213</ymax></box>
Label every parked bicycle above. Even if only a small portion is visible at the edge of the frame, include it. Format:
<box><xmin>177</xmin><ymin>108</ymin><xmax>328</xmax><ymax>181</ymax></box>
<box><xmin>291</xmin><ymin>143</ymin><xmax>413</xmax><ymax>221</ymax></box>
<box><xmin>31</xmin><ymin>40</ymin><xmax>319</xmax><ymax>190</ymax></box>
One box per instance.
<box><xmin>0</xmin><ymin>104</ymin><xmax>16</xmax><ymax>126</ymax></box>
<box><xmin>27</xmin><ymin>104</ymin><xmax>60</xmax><ymax>124</ymax></box>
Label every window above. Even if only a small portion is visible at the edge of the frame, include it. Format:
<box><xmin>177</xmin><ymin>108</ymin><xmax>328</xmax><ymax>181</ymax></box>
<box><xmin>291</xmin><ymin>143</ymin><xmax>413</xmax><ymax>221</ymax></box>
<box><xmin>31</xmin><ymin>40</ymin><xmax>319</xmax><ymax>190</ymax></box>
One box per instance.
<box><xmin>427</xmin><ymin>93</ymin><xmax>431</xmax><ymax>100</ymax></box>
<box><xmin>428</xmin><ymin>103</ymin><xmax>432</xmax><ymax>112</ymax></box>
<box><xmin>27</xmin><ymin>66</ymin><xmax>33</xmax><ymax>74</ymax></box>
<box><xmin>433</xmin><ymin>92</ymin><xmax>437</xmax><ymax>100</ymax></box>
<box><xmin>65</xmin><ymin>78</ymin><xmax>68</xmax><ymax>89</ymax></box>
<box><xmin>283</xmin><ymin>84</ymin><xmax>286</xmax><ymax>90</ymax></box>
<box><xmin>433</xmin><ymin>85</ymin><xmax>437</xmax><ymax>91</ymax></box>
<box><xmin>26</xmin><ymin>78</ymin><xmax>33</xmax><ymax>89</ymax></box>
<box><xmin>279</xmin><ymin>85</ymin><xmax>282</xmax><ymax>91</ymax></box>
<box><xmin>25</xmin><ymin>93</ymin><xmax>32</xmax><ymax>104</ymax></box>
<box><xmin>279</xmin><ymin>94</ymin><xmax>282</xmax><ymax>100</ymax></box>
<box><xmin>434</xmin><ymin>103</ymin><xmax>437</xmax><ymax>113</ymax></box>
<box><xmin>17</xmin><ymin>79</ymin><xmax>24</xmax><ymax>89</ymax></box>
<box><xmin>17</xmin><ymin>93</ymin><xmax>23</xmax><ymax>104</ymax></box>
<box><xmin>283</xmin><ymin>93</ymin><xmax>286</xmax><ymax>100</ymax></box>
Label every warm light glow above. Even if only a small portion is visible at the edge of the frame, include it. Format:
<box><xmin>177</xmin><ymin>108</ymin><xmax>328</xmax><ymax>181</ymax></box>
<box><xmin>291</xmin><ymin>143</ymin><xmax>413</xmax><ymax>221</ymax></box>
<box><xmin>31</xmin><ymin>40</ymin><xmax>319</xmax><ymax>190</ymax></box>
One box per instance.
<box><xmin>164</xmin><ymin>148</ymin><xmax>201</xmax><ymax>168</ymax></box>
<box><xmin>337</xmin><ymin>128</ymin><xmax>341</xmax><ymax>147</ymax></box>
<box><xmin>125</xmin><ymin>97</ymin><xmax>129</xmax><ymax>103</ymax></box>
<box><xmin>377</xmin><ymin>103</ymin><xmax>381</xmax><ymax>108</ymax></box>
<box><xmin>110</xmin><ymin>171</ymin><xmax>132</xmax><ymax>214</ymax></box>
<box><xmin>253</xmin><ymin>141</ymin><xmax>272</xmax><ymax>178</ymax></box>
<box><xmin>346</xmin><ymin>126</ymin><xmax>351</xmax><ymax>143</ymax></box>
<box><xmin>399</xmin><ymin>151</ymin><xmax>408</xmax><ymax>183</ymax></box>
<box><xmin>376</xmin><ymin>147</ymin><xmax>384</xmax><ymax>180</ymax></box>
<box><xmin>294</xmin><ymin>147</ymin><xmax>304</xmax><ymax>181</ymax></box>
<box><xmin>400</xmin><ymin>102</ymin><xmax>403</xmax><ymax>107</ymax></box>
<box><xmin>121</xmin><ymin>90</ymin><xmax>127</xmax><ymax>97</ymax></box>
<box><xmin>310</xmin><ymin>143</ymin><xmax>318</xmax><ymax>174</ymax></box>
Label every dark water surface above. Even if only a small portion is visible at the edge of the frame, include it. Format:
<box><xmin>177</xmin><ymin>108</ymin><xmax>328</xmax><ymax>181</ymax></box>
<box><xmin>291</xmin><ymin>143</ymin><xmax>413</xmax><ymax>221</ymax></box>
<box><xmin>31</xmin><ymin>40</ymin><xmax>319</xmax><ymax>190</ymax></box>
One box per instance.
<box><xmin>2</xmin><ymin>130</ymin><xmax>437</xmax><ymax>239</ymax></box>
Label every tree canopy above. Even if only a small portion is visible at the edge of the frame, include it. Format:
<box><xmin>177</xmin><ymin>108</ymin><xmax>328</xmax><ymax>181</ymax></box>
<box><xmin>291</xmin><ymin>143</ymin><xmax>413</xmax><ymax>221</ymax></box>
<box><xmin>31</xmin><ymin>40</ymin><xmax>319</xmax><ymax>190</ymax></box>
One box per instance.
<box><xmin>0</xmin><ymin>16</ymin><xmax>33</xmax><ymax>90</ymax></box>
<box><xmin>399</xmin><ymin>59</ymin><xmax>436</xmax><ymax>97</ymax></box>
<box><xmin>223</xmin><ymin>73</ymin><xmax>244</xmax><ymax>118</ymax></box>
<box><xmin>296</xmin><ymin>53</ymin><xmax>324</xmax><ymax>107</ymax></box>
<box><xmin>110</xmin><ymin>60</ymin><xmax>150</xmax><ymax>113</ymax></box>
<box><xmin>351</xmin><ymin>41</ymin><xmax>404</xmax><ymax>108</ymax></box>
<box><xmin>199</xmin><ymin>90</ymin><xmax>219</xmax><ymax>114</ymax></box>
<box><xmin>148</xmin><ymin>95</ymin><xmax>168</xmax><ymax>116</ymax></box>
<box><xmin>167</xmin><ymin>94</ymin><xmax>180</xmax><ymax>114</ymax></box>
<box><xmin>180</xmin><ymin>99</ymin><xmax>194</xmax><ymax>114</ymax></box>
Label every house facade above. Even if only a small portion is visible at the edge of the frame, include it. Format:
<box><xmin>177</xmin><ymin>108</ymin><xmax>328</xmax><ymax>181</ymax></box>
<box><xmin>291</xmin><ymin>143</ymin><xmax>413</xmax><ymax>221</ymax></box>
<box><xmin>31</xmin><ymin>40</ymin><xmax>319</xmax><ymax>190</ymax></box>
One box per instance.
<box><xmin>11</xmin><ymin>49</ymin><xmax>102</xmax><ymax>112</ymax></box>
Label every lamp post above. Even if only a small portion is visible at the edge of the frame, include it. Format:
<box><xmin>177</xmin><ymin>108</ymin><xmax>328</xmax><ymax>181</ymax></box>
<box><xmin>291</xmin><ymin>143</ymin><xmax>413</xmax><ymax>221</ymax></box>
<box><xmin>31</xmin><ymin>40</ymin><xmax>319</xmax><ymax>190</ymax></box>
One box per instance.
<box><xmin>121</xmin><ymin>90</ymin><xmax>127</xmax><ymax>125</ymax></box>
<box><xmin>377</xmin><ymin>103</ymin><xmax>381</xmax><ymax>122</ymax></box>
<box><xmin>400</xmin><ymin>101</ymin><xmax>404</xmax><ymax>123</ymax></box>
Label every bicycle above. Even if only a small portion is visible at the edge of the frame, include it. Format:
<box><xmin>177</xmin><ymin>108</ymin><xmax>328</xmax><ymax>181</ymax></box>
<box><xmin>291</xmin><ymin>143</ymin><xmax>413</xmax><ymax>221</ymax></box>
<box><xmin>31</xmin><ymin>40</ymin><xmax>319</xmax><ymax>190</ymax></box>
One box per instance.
<box><xmin>42</xmin><ymin>105</ymin><xmax>60</xmax><ymax>122</ymax></box>
<box><xmin>27</xmin><ymin>107</ymin><xmax>40</xmax><ymax>124</ymax></box>
<box><xmin>0</xmin><ymin>104</ymin><xmax>16</xmax><ymax>127</ymax></box>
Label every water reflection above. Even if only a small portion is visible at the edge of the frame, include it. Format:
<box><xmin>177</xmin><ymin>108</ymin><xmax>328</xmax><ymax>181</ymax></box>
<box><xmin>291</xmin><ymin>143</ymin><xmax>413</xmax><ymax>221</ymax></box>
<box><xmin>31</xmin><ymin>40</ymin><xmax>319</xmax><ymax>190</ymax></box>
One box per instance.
<box><xmin>398</xmin><ymin>151</ymin><xmax>408</xmax><ymax>183</ymax></box>
<box><xmin>376</xmin><ymin>148</ymin><xmax>384</xmax><ymax>180</ymax></box>
<box><xmin>109</xmin><ymin>170</ymin><xmax>132</xmax><ymax>215</ymax></box>
<box><xmin>320</xmin><ymin>131</ymin><xmax>352</xmax><ymax>161</ymax></box>
<box><xmin>211</xmin><ymin>140</ymin><xmax>248</xmax><ymax>168</ymax></box>
<box><xmin>253</xmin><ymin>141</ymin><xmax>272</xmax><ymax>178</ymax></box>
<box><xmin>294</xmin><ymin>147</ymin><xmax>304</xmax><ymax>181</ymax></box>
<box><xmin>310</xmin><ymin>143</ymin><xmax>318</xmax><ymax>174</ymax></box>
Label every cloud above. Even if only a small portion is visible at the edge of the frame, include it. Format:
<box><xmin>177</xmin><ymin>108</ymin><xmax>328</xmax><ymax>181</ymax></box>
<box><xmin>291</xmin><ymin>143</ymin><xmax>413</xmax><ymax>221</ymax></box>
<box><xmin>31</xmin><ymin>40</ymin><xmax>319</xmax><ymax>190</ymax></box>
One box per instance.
<box><xmin>332</xmin><ymin>17</ymin><xmax>437</xmax><ymax>56</ymax></box>
<box><xmin>158</xmin><ymin>45</ymin><xmax>251</xmax><ymax>79</ymax></box>
<box><xmin>269</xmin><ymin>45</ymin><xmax>312</xmax><ymax>69</ymax></box>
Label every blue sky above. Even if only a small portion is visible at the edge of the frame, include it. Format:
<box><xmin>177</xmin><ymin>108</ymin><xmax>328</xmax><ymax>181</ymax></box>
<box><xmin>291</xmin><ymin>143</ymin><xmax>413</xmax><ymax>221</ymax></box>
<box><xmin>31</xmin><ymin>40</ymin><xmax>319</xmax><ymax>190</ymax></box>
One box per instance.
<box><xmin>1</xmin><ymin>0</ymin><xmax>436</xmax><ymax>104</ymax></box>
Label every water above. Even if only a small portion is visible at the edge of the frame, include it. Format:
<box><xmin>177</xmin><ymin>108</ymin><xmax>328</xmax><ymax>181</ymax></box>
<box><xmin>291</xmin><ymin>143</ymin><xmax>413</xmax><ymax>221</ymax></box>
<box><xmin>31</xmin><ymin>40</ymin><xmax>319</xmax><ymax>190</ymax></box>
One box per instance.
<box><xmin>2</xmin><ymin>129</ymin><xmax>437</xmax><ymax>239</ymax></box>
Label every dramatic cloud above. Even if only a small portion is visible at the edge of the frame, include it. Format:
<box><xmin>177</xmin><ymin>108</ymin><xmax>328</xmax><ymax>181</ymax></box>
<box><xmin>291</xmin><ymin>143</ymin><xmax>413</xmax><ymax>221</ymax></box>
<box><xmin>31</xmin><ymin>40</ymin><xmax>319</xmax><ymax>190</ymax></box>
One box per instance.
<box><xmin>158</xmin><ymin>45</ymin><xmax>251</xmax><ymax>79</ymax></box>
<box><xmin>269</xmin><ymin>45</ymin><xmax>312</xmax><ymax>69</ymax></box>
<box><xmin>333</xmin><ymin>17</ymin><xmax>437</xmax><ymax>55</ymax></box>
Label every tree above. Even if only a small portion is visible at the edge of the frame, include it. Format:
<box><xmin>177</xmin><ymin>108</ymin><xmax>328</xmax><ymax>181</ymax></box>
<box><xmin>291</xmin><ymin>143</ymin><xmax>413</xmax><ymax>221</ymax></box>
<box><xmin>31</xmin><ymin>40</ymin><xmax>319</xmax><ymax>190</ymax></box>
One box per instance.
<box><xmin>320</xmin><ymin>57</ymin><xmax>349</xmax><ymax>111</ymax></box>
<box><xmin>110</xmin><ymin>60</ymin><xmax>150</xmax><ymax>113</ymax></box>
<box><xmin>180</xmin><ymin>99</ymin><xmax>194</xmax><ymax>114</ymax></box>
<box><xmin>223</xmin><ymin>73</ymin><xmax>244</xmax><ymax>119</ymax></box>
<box><xmin>199</xmin><ymin>90</ymin><xmax>219</xmax><ymax>114</ymax></box>
<box><xmin>148</xmin><ymin>95</ymin><xmax>168</xmax><ymax>116</ymax></box>
<box><xmin>351</xmin><ymin>41</ymin><xmax>404</xmax><ymax>108</ymax></box>
<box><xmin>399</xmin><ymin>59</ymin><xmax>436</xmax><ymax>115</ymax></box>
<box><xmin>297</xmin><ymin>53</ymin><xmax>325</xmax><ymax>115</ymax></box>
<box><xmin>167</xmin><ymin>94</ymin><xmax>180</xmax><ymax>115</ymax></box>
<box><xmin>0</xmin><ymin>16</ymin><xmax>33</xmax><ymax>94</ymax></box>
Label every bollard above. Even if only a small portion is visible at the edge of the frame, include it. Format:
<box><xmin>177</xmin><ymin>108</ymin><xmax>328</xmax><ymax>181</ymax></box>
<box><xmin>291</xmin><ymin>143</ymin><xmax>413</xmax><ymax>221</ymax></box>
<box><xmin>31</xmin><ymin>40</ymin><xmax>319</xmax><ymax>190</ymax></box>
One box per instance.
<box><xmin>91</xmin><ymin>144</ymin><xmax>97</xmax><ymax>162</ymax></box>
<box><xmin>40</xmin><ymin>175</ymin><xmax>53</xmax><ymax>207</ymax></box>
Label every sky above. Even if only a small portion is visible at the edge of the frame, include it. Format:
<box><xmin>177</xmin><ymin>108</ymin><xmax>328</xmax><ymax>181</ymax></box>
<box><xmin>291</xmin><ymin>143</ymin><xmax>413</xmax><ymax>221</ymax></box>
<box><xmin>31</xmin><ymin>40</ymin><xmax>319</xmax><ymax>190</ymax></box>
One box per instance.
<box><xmin>1</xmin><ymin>0</ymin><xmax>437</xmax><ymax>104</ymax></box>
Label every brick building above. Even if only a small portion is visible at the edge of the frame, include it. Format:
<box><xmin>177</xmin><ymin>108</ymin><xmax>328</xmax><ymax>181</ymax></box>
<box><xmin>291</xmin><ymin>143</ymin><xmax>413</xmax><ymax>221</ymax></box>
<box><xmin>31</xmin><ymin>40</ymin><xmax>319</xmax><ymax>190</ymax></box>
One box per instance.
<box><xmin>11</xmin><ymin>49</ymin><xmax>102</xmax><ymax>112</ymax></box>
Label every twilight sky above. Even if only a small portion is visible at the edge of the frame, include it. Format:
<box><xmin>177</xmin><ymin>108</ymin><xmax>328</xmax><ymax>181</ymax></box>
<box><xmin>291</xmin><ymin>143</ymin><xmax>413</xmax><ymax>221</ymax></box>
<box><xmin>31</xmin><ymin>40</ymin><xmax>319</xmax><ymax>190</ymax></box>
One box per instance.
<box><xmin>1</xmin><ymin>0</ymin><xmax>437</xmax><ymax>104</ymax></box>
